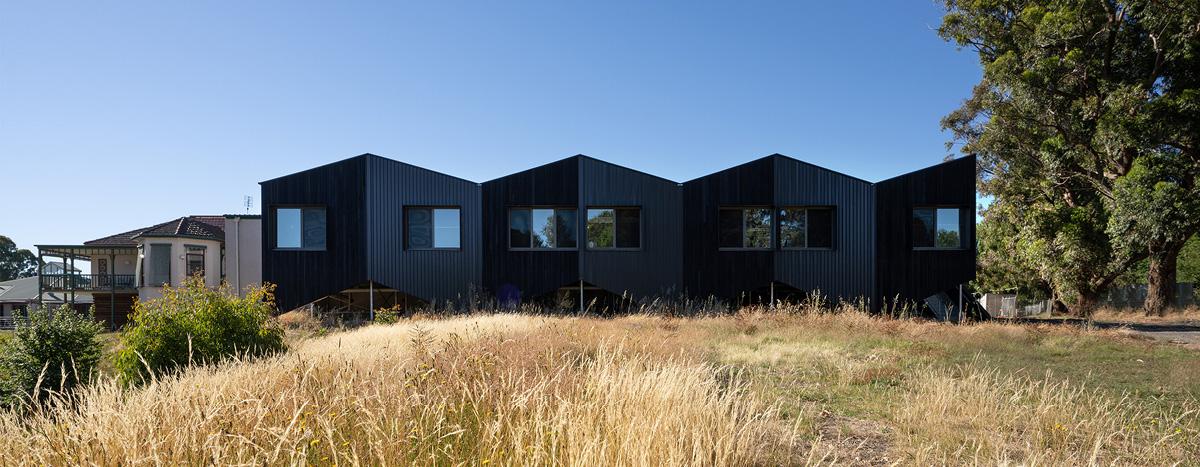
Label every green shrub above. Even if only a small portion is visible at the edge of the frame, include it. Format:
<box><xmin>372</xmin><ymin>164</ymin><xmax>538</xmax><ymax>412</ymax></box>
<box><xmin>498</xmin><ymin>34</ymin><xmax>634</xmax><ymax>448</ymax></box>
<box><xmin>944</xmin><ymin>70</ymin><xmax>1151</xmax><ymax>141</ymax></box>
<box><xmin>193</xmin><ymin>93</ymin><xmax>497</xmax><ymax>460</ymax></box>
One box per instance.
<box><xmin>0</xmin><ymin>305</ymin><xmax>103</xmax><ymax>408</ymax></box>
<box><xmin>115</xmin><ymin>277</ymin><xmax>286</xmax><ymax>384</ymax></box>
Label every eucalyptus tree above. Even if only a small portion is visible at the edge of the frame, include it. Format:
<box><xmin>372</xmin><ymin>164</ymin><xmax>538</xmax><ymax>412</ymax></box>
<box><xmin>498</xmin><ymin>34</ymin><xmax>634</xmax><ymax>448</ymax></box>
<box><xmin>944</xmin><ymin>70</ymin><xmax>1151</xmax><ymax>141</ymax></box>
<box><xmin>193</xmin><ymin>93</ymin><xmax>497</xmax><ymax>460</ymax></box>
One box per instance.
<box><xmin>939</xmin><ymin>0</ymin><xmax>1200</xmax><ymax>314</ymax></box>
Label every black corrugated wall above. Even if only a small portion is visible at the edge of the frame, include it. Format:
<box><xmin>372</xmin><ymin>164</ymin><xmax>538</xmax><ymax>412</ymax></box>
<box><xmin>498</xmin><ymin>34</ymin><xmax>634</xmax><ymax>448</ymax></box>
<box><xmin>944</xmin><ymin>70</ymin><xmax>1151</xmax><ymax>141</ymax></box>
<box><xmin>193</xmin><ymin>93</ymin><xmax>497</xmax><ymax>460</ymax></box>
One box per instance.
<box><xmin>481</xmin><ymin>157</ymin><xmax>580</xmax><ymax>298</ymax></box>
<box><xmin>774</xmin><ymin>156</ymin><xmax>875</xmax><ymax>303</ymax></box>
<box><xmin>366</xmin><ymin>155</ymin><xmax>482</xmax><ymax>303</ymax></box>
<box><xmin>260</xmin><ymin>156</ymin><xmax>368</xmax><ymax>311</ymax></box>
<box><xmin>579</xmin><ymin>157</ymin><xmax>683</xmax><ymax>298</ymax></box>
<box><xmin>873</xmin><ymin>155</ymin><xmax>977</xmax><ymax>310</ymax></box>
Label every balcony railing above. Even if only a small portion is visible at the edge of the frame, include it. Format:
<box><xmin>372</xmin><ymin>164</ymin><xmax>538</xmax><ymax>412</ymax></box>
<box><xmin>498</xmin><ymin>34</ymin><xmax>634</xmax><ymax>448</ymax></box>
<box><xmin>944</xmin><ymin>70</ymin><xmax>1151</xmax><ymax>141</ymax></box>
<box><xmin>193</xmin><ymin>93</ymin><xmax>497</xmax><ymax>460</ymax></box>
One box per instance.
<box><xmin>40</xmin><ymin>274</ymin><xmax>137</xmax><ymax>292</ymax></box>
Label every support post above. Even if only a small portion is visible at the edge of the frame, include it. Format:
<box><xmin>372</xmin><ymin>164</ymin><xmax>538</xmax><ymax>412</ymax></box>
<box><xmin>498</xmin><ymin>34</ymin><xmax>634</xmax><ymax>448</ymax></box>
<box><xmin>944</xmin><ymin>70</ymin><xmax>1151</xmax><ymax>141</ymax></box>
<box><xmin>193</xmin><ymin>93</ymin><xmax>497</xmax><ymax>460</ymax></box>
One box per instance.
<box><xmin>69</xmin><ymin>254</ymin><xmax>76</xmax><ymax>306</ymax></box>
<box><xmin>770</xmin><ymin>282</ymin><xmax>775</xmax><ymax>309</ymax></box>
<box><xmin>369</xmin><ymin>282</ymin><xmax>375</xmax><ymax>321</ymax></box>
<box><xmin>579</xmin><ymin>279</ymin><xmax>584</xmax><ymax>314</ymax></box>
<box><xmin>110</xmin><ymin>253</ymin><xmax>116</xmax><ymax>330</ymax></box>
<box><xmin>958</xmin><ymin>284</ymin><xmax>963</xmax><ymax>323</ymax></box>
<box><xmin>36</xmin><ymin>251</ymin><xmax>43</xmax><ymax>311</ymax></box>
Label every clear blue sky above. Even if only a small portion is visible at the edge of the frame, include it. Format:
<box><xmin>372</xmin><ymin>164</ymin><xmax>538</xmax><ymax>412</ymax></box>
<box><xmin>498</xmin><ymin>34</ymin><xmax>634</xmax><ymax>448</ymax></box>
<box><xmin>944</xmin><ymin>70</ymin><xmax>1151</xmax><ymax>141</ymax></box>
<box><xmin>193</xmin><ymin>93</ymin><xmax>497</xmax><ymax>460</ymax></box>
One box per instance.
<box><xmin>1</xmin><ymin>1</ymin><xmax>981</xmax><ymax>252</ymax></box>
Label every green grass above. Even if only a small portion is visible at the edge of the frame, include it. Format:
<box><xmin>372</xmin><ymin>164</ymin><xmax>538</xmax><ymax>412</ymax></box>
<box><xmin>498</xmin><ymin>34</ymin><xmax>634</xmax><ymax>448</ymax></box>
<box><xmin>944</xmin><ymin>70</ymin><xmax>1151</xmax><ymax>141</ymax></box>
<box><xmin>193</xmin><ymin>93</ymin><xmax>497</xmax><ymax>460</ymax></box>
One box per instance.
<box><xmin>709</xmin><ymin>316</ymin><xmax>1200</xmax><ymax>444</ymax></box>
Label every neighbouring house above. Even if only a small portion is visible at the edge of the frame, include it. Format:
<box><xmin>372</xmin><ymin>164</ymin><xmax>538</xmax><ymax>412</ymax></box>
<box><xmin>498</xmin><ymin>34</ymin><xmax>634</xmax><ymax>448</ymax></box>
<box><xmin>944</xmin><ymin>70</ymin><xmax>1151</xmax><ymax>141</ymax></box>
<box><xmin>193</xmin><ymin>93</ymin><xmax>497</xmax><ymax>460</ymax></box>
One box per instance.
<box><xmin>0</xmin><ymin>276</ymin><xmax>92</xmax><ymax>328</ymax></box>
<box><xmin>40</xmin><ymin>261</ymin><xmax>81</xmax><ymax>275</ymax></box>
<box><xmin>35</xmin><ymin>215</ymin><xmax>262</xmax><ymax>329</ymax></box>
<box><xmin>261</xmin><ymin>153</ymin><xmax>977</xmax><ymax>315</ymax></box>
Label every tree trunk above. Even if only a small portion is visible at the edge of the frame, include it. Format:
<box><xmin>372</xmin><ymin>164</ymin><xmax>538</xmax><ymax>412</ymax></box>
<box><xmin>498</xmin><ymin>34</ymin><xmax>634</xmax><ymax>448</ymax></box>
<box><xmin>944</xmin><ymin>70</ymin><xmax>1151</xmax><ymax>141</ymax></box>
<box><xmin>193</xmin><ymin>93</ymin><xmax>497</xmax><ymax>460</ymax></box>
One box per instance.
<box><xmin>1071</xmin><ymin>290</ymin><xmax>1101</xmax><ymax>318</ymax></box>
<box><xmin>1145</xmin><ymin>242</ymin><xmax>1183</xmax><ymax>316</ymax></box>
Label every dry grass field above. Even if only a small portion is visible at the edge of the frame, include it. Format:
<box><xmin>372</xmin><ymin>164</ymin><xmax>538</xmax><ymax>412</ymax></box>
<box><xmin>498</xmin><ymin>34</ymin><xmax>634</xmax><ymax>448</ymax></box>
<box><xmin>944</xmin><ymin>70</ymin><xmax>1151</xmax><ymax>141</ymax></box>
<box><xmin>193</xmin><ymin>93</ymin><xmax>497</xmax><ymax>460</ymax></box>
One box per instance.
<box><xmin>0</xmin><ymin>305</ymin><xmax>1196</xmax><ymax>465</ymax></box>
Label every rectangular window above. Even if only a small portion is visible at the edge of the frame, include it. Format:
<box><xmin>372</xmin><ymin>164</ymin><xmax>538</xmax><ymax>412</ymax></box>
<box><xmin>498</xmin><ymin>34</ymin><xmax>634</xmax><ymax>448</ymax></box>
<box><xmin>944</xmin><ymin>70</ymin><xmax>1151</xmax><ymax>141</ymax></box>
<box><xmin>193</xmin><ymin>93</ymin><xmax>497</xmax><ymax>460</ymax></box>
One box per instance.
<box><xmin>509</xmin><ymin>207</ymin><xmax>577</xmax><ymax>249</ymax></box>
<box><xmin>275</xmin><ymin>207</ymin><xmax>326</xmax><ymax>250</ymax></box>
<box><xmin>718</xmin><ymin>208</ymin><xmax>773</xmax><ymax>249</ymax></box>
<box><xmin>406</xmin><ymin>207</ymin><xmax>461</xmax><ymax>249</ymax></box>
<box><xmin>913</xmin><ymin>207</ymin><xmax>962</xmax><ymax>249</ymax></box>
<box><xmin>186</xmin><ymin>245</ymin><xmax>205</xmax><ymax>278</ymax></box>
<box><xmin>780</xmin><ymin>207</ymin><xmax>834</xmax><ymax>249</ymax></box>
<box><xmin>586</xmin><ymin>208</ymin><xmax>641</xmax><ymax>249</ymax></box>
<box><xmin>149</xmin><ymin>244</ymin><xmax>171</xmax><ymax>286</ymax></box>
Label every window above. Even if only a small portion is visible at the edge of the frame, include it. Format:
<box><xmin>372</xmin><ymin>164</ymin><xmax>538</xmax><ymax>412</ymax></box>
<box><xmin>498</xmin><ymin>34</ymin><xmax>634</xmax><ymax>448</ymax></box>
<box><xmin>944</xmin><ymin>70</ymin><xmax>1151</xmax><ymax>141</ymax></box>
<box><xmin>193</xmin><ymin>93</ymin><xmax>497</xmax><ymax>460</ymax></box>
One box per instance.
<box><xmin>509</xmin><ymin>208</ymin><xmax>577</xmax><ymax>249</ymax></box>
<box><xmin>586</xmin><ymin>208</ymin><xmax>641</xmax><ymax>249</ymax></box>
<box><xmin>913</xmin><ymin>207</ymin><xmax>962</xmax><ymax>249</ymax></box>
<box><xmin>718</xmin><ymin>208</ymin><xmax>773</xmax><ymax>249</ymax></box>
<box><xmin>406</xmin><ymin>207</ymin><xmax>461</xmax><ymax>249</ymax></box>
<box><xmin>275</xmin><ymin>207</ymin><xmax>326</xmax><ymax>250</ymax></box>
<box><xmin>186</xmin><ymin>245</ymin><xmax>205</xmax><ymax>278</ymax></box>
<box><xmin>780</xmin><ymin>207</ymin><xmax>834</xmax><ymax>249</ymax></box>
<box><xmin>148</xmin><ymin>244</ymin><xmax>171</xmax><ymax>286</ymax></box>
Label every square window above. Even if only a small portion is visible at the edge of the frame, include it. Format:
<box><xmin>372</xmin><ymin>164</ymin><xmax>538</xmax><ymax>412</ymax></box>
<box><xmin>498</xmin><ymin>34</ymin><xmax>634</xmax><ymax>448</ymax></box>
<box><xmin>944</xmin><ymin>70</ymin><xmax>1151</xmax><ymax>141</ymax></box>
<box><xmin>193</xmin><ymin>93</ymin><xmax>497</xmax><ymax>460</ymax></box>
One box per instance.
<box><xmin>913</xmin><ymin>207</ymin><xmax>962</xmax><ymax>249</ymax></box>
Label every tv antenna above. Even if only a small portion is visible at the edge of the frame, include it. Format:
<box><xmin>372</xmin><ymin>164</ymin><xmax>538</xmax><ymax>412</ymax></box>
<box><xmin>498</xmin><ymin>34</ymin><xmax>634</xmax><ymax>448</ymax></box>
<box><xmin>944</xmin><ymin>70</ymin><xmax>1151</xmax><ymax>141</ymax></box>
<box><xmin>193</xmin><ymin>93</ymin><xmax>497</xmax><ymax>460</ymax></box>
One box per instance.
<box><xmin>244</xmin><ymin>195</ymin><xmax>254</xmax><ymax>213</ymax></box>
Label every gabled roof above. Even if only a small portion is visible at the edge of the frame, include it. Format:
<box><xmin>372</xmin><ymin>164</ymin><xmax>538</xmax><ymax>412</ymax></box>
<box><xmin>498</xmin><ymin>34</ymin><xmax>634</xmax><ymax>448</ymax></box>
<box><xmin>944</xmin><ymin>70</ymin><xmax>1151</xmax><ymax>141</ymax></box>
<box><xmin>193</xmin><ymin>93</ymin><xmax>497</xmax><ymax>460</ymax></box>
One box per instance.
<box><xmin>84</xmin><ymin>216</ymin><xmax>226</xmax><ymax>246</ymax></box>
<box><xmin>682</xmin><ymin>153</ymin><xmax>873</xmax><ymax>185</ymax></box>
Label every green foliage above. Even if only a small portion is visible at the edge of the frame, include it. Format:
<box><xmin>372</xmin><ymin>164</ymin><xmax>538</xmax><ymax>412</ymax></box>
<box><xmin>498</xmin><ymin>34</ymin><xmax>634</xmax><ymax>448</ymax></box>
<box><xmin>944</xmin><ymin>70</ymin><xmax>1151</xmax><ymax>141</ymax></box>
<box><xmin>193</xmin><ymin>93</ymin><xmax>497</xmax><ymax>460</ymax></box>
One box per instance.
<box><xmin>0</xmin><ymin>305</ymin><xmax>103</xmax><ymax>408</ymax></box>
<box><xmin>938</xmin><ymin>0</ymin><xmax>1200</xmax><ymax>312</ymax></box>
<box><xmin>1118</xmin><ymin>235</ymin><xmax>1200</xmax><ymax>285</ymax></box>
<box><xmin>374</xmin><ymin>305</ymin><xmax>404</xmax><ymax>325</ymax></box>
<box><xmin>974</xmin><ymin>202</ymin><xmax>1051</xmax><ymax>300</ymax></box>
<box><xmin>0</xmin><ymin>235</ymin><xmax>37</xmax><ymax>281</ymax></box>
<box><xmin>115</xmin><ymin>278</ymin><xmax>286</xmax><ymax>385</ymax></box>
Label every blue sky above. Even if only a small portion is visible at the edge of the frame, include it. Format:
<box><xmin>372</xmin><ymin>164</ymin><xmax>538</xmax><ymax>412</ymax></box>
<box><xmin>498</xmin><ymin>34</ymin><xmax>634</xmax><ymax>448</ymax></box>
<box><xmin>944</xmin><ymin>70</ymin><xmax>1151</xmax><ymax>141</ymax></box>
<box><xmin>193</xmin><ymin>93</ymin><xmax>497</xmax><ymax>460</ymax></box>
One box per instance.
<box><xmin>1</xmin><ymin>1</ymin><xmax>981</xmax><ymax>251</ymax></box>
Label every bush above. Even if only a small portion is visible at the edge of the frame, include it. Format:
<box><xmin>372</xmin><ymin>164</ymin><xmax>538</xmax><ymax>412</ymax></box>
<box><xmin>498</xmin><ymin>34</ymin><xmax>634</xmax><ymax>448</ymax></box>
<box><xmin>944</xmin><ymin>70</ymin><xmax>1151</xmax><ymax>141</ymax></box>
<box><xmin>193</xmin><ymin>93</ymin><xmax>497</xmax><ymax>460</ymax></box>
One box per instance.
<box><xmin>115</xmin><ymin>277</ymin><xmax>286</xmax><ymax>384</ymax></box>
<box><xmin>0</xmin><ymin>305</ymin><xmax>103</xmax><ymax>408</ymax></box>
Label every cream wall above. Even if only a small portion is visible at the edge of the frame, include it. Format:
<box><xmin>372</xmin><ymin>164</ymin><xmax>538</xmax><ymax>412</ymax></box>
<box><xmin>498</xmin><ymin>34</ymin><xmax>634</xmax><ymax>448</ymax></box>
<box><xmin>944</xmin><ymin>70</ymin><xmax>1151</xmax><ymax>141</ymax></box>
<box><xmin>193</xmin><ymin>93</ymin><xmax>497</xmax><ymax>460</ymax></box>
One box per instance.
<box><xmin>91</xmin><ymin>254</ymin><xmax>137</xmax><ymax>275</ymax></box>
<box><xmin>223</xmin><ymin>216</ymin><xmax>262</xmax><ymax>297</ymax></box>
<box><xmin>137</xmin><ymin>237</ymin><xmax>223</xmax><ymax>301</ymax></box>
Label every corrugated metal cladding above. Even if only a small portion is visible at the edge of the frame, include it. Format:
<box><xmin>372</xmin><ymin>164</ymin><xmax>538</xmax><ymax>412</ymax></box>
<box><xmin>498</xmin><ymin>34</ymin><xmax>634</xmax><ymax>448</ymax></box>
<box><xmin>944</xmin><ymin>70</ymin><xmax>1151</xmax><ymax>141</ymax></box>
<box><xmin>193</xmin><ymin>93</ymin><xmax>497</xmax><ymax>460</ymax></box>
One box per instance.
<box><xmin>260</xmin><ymin>155</ymin><xmax>368</xmax><ymax>311</ymax></box>
<box><xmin>579</xmin><ymin>157</ymin><xmax>683</xmax><ymax>298</ymax></box>
<box><xmin>773</xmin><ymin>156</ymin><xmax>875</xmax><ymax>303</ymax></box>
<box><xmin>874</xmin><ymin>156</ymin><xmax>977</xmax><ymax>310</ymax></box>
<box><xmin>481</xmin><ymin>157</ymin><xmax>580</xmax><ymax>298</ymax></box>
<box><xmin>682</xmin><ymin>156</ymin><xmax>776</xmax><ymax>299</ymax></box>
<box><xmin>260</xmin><ymin>152</ymin><xmax>976</xmax><ymax>311</ymax></box>
<box><xmin>366</xmin><ymin>155</ymin><xmax>482</xmax><ymax>303</ymax></box>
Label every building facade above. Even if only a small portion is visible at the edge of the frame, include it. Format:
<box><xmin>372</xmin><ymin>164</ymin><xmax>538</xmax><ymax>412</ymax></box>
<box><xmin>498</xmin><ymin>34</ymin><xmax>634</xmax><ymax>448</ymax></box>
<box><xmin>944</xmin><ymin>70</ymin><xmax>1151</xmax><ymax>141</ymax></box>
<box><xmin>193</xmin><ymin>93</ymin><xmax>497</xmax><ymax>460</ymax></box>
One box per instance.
<box><xmin>35</xmin><ymin>214</ymin><xmax>262</xmax><ymax>328</ymax></box>
<box><xmin>261</xmin><ymin>153</ymin><xmax>977</xmax><ymax>313</ymax></box>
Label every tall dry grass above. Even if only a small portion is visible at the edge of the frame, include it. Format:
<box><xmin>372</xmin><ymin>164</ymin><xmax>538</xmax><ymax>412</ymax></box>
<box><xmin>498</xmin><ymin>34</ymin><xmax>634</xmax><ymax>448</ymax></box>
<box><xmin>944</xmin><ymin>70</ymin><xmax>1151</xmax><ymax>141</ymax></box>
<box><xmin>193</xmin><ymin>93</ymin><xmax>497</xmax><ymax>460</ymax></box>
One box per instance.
<box><xmin>0</xmin><ymin>314</ymin><xmax>800</xmax><ymax>465</ymax></box>
<box><xmin>895</xmin><ymin>364</ymin><xmax>1200</xmax><ymax>464</ymax></box>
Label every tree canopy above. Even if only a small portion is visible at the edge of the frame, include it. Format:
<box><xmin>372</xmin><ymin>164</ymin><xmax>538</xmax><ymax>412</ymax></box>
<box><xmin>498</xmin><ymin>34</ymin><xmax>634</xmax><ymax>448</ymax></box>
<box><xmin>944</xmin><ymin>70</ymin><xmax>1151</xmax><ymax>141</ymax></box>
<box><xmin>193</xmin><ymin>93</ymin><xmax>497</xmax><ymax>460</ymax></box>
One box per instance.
<box><xmin>940</xmin><ymin>0</ymin><xmax>1200</xmax><ymax>314</ymax></box>
<box><xmin>0</xmin><ymin>236</ymin><xmax>37</xmax><ymax>282</ymax></box>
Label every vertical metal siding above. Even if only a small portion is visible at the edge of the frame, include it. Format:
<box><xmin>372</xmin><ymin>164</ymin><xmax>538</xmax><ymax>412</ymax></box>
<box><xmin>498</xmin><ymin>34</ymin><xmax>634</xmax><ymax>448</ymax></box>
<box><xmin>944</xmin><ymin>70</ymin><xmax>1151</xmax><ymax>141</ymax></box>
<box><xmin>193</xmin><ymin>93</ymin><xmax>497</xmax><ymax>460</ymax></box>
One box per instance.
<box><xmin>366</xmin><ymin>155</ymin><xmax>482</xmax><ymax>303</ymax></box>
<box><xmin>578</xmin><ymin>157</ymin><xmax>683</xmax><ymax>298</ymax></box>
<box><xmin>260</xmin><ymin>156</ymin><xmax>369</xmax><ymax>311</ymax></box>
<box><xmin>681</xmin><ymin>156</ymin><xmax>776</xmax><ymax>300</ymax></box>
<box><xmin>481</xmin><ymin>157</ymin><xmax>580</xmax><ymax>298</ymax></box>
<box><xmin>773</xmin><ymin>156</ymin><xmax>875</xmax><ymax>303</ymax></box>
<box><xmin>873</xmin><ymin>156</ymin><xmax>977</xmax><ymax>308</ymax></box>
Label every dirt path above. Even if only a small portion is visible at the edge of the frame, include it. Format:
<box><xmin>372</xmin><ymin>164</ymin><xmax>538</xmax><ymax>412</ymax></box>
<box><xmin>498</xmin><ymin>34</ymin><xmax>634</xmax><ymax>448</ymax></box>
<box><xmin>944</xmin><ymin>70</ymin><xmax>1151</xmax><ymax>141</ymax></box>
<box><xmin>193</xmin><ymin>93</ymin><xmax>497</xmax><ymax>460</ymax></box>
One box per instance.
<box><xmin>1100</xmin><ymin>321</ymin><xmax>1200</xmax><ymax>349</ymax></box>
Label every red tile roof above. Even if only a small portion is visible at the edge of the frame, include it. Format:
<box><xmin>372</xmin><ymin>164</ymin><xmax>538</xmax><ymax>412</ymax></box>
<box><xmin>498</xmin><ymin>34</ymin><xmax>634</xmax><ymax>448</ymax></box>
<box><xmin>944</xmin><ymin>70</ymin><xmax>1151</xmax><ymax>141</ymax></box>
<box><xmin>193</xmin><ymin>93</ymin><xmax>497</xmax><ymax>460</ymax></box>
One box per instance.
<box><xmin>84</xmin><ymin>216</ymin><xmax>227</xmax><ymax>246</ymax></box>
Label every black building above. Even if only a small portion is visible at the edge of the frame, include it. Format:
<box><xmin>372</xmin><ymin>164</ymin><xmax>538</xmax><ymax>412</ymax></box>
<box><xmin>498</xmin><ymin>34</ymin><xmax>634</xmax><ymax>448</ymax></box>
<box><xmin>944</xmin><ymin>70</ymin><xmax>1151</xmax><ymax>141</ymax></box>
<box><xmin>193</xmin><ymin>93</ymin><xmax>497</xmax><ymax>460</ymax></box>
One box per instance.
<box><xmin>681</xmin><ymin>154</ymin><xmax>876</xmax><ymax>305</ymax></box>
<box><xmin>261</xmin><ymin>154</ymin><xmax>481</xmax><ymax>312</ymax></box>
<box><xmin>261</xmin><ymin>153</ymin><xmax>975</xmax><ymax>314</ymax></box>
<box><xmin>481</xmin><ymin>155</ymin><xmax>682</xmax><ymax>306</ymax></box>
